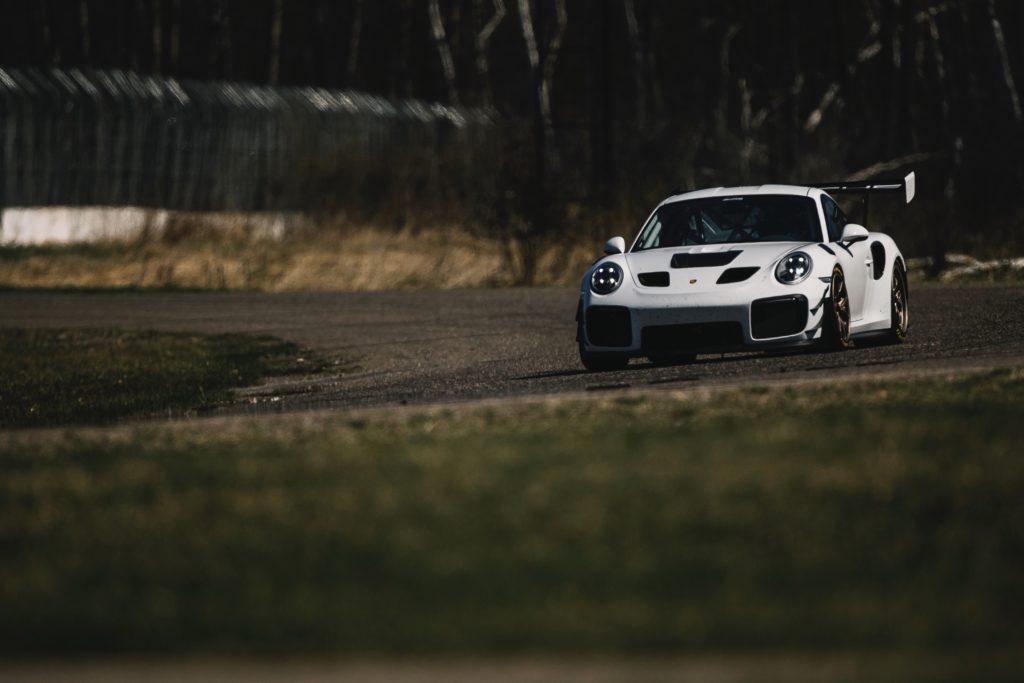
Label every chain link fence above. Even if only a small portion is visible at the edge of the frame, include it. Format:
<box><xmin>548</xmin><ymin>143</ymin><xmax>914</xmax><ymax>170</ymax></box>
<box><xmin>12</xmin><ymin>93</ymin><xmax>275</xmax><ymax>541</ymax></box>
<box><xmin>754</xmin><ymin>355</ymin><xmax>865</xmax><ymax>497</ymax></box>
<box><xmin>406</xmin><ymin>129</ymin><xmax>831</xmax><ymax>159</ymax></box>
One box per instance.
<box><xmin>0</xmin><ymin>67</ymin><xmax>495</xmax><ymax>213</ymax></box>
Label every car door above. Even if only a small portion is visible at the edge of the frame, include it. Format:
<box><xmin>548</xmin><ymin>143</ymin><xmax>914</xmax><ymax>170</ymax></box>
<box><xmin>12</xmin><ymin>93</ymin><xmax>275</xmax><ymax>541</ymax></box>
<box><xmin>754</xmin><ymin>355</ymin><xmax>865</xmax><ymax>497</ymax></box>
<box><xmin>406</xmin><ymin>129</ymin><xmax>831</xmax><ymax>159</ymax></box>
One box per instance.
<box><xmin>822</xmin><ymin>195</ymin><xmax>870</xmax><ymax>321</ymax></box>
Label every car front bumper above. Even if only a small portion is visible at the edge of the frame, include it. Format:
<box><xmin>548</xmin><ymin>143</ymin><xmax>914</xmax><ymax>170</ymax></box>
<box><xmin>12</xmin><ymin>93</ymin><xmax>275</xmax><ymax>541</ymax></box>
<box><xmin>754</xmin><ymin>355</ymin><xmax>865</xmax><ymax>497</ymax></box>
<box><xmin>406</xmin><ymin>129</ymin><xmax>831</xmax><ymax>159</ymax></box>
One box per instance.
<box><xmin>580</xmin><ymin>278</ymin><xmax>831</xmax><ymax>356</ymax></box>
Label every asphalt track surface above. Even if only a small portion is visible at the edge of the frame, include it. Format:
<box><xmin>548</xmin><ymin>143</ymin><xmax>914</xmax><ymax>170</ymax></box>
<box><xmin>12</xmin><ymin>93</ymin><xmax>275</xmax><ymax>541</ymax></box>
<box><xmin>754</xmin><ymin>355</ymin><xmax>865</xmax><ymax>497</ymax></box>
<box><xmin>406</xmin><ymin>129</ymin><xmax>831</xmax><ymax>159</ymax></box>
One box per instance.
<box><xmin>2</xmin><ymin>283</ymin><xmax>1023</xmax><ymax>416</ymax></box>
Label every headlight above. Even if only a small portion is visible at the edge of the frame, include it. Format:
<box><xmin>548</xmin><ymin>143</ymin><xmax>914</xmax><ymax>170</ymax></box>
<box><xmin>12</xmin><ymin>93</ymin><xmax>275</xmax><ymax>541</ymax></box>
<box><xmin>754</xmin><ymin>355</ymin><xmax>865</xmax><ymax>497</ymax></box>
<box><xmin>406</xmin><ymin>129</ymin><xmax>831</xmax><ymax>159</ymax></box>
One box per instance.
<box><xmin>591</xmin><ymin>262</ymin><xmax>624</xmax><ymax>295</ymax></box>
<box><xmin>775</xmin><ymin>251</ymin><xmax>813</xmax><ymax>285</ymax></box>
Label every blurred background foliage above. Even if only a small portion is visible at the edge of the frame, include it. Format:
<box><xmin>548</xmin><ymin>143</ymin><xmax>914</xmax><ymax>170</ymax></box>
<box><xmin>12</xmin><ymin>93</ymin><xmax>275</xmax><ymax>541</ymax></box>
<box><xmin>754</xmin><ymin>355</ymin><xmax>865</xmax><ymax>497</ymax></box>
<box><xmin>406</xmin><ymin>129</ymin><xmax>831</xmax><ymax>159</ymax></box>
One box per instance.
<box><xmin>1</xmin><ymin>0</ymin><xmax>1023</xmax><ymax>280</ymax></box>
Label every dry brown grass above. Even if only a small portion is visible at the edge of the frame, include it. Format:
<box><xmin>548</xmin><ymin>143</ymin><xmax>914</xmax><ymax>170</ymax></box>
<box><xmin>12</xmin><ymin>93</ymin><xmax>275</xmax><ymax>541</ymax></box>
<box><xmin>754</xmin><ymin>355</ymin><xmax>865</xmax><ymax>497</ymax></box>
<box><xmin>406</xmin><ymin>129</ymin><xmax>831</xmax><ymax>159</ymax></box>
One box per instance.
<box><xmin>0</xmin><ymin>219</ymin><xmax>600</xmax><ymax>291</ymax></box>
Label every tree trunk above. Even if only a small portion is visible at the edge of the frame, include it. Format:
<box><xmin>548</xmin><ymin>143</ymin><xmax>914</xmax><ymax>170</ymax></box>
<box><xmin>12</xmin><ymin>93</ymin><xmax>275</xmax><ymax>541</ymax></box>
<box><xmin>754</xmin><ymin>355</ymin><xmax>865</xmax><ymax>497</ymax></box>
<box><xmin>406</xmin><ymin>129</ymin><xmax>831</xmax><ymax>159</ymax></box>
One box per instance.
<box><xmin>269</xmin><ymin>0</ymin><xmax>284</xmax><ymax>85</ymax></box>
<box><xmin>170</xmin><ymin>0</ymin><xmax>181</xmax><ymax>73</ymax></box>
<box><xmin>988</xmin><ymin>0</ymin><xmax>1022</xmax><ymax>123</ymax></box>
<box><xmin>428</xmin><ymin>0</ymin><xmax>459</xmax><ymax>105</ymax></box>
<box><xmin>623</xmin><ymin>0</ymin><xmax>645</xmax><ymax>130</ymax></box>
<box><xmin>152</xmin><ymin>0</ymin><xmax>163</xmax><ymax>74</ymax></box>
<box><xmin>347</xmin><ymin>0</ymin><xmax>364</xmax><ymax>88</ymax></box>
<box><xmin>79</xmin><ymin>0</ymin><xmax>92</xmax><ymax>67</ymax></box>
<box><xmin>473</xmin><ymin>0</ymin><xmax>506</xmax><ymax>106</ymax></box>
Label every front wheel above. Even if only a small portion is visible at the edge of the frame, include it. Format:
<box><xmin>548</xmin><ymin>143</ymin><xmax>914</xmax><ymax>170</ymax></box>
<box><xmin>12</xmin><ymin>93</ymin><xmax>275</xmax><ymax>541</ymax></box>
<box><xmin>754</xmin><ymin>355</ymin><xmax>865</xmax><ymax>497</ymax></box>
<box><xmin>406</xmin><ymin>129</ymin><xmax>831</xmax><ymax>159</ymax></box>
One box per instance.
<box><xmin>823</xmin><ymin>265</ymin><xmax>851</xmax><ymax>350</ymax></box>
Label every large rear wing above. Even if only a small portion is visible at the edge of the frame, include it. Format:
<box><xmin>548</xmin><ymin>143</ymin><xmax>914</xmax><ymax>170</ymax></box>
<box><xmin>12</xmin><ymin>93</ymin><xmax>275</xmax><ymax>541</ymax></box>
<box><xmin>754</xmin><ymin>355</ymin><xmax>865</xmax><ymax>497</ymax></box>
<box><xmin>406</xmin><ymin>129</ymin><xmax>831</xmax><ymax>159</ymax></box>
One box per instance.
<box><xmin>811</xmin><ymin>171</ymin><xmax>916</xmax><ymax>204</ymax></box>
<box><xmin>810</xmin><ymin>171</ymin><xmax>916</xmax><ymax>229</ymax></box>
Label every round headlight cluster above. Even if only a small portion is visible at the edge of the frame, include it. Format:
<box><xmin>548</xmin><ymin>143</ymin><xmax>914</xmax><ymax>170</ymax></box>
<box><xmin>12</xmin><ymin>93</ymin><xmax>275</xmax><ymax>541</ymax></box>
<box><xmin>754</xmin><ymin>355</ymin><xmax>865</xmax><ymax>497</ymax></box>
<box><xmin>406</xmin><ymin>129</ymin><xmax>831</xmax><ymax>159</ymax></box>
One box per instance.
<box><xmin>775</xmin><ymin>251</ymin><xmax>813</xmax><ymax>284</ymax></box>
<box><xmin>591</xmin><ymin>262</ymin><xmax>623</xmax><ymax>295</ymax></box>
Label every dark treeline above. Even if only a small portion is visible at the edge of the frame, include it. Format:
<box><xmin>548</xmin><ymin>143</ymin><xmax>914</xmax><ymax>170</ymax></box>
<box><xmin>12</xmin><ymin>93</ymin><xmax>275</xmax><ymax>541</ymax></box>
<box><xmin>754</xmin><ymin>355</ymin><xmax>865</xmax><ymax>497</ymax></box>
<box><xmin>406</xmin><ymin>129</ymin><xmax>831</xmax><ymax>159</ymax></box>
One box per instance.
<box><xmin>2</xmin><ymin>0</ymin><xmax>1023</xmax><ymax>266</ymax></box>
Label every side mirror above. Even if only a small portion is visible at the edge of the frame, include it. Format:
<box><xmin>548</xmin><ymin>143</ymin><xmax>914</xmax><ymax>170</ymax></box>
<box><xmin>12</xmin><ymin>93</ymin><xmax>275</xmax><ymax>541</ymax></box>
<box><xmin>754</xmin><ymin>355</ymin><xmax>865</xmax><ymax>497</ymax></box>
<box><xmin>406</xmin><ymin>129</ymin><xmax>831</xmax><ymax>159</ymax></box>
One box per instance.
<box><xmin>604</xmin><ymin>236</ymin><xmax>626</xmax><ymax>255</ymax></box>
<box><xmin>840</xmin><ymin>224</ymin><xmax>869</xmax><ymax>243</ymax></box>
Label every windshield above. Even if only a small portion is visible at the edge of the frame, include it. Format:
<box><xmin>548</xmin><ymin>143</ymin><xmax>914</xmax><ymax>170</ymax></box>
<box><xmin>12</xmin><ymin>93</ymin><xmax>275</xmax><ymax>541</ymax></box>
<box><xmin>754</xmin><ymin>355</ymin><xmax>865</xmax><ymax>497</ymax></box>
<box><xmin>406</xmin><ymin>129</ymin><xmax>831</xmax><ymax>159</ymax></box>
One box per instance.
<box><xmin>632</xmin><ymin>195</ymin><xmax>821</xmax><ymax>251</ymax></box>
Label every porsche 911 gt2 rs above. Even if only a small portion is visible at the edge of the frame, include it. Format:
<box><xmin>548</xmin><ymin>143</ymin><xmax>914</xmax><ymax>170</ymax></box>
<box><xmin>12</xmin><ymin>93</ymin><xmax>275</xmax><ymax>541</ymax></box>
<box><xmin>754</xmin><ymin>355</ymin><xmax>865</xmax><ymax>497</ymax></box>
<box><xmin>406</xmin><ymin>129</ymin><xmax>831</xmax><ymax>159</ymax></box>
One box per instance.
<box><xmin>576</xmin><ymin>173</ymin><xmax>915</xmax><ymax>371</ymax></box>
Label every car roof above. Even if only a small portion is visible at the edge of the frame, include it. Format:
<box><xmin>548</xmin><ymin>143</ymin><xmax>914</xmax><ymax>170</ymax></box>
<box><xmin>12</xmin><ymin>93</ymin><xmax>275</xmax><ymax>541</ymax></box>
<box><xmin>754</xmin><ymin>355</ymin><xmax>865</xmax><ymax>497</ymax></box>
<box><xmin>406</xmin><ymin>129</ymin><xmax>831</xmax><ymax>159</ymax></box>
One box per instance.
<box><xmin>661</xmin><ymin>184</ymin><xmax>824</xmax><ymax>205</ymax></box>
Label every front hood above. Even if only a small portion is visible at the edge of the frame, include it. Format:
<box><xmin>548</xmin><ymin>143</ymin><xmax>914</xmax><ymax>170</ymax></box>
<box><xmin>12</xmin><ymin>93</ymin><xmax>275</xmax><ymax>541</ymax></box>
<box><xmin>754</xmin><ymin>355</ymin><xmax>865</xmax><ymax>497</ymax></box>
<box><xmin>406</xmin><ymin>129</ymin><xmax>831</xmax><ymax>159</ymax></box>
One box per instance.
<box><xmin>624</xmin><ymin>242</ymin><xmax>812</xmax><ymax>291</ymax></box>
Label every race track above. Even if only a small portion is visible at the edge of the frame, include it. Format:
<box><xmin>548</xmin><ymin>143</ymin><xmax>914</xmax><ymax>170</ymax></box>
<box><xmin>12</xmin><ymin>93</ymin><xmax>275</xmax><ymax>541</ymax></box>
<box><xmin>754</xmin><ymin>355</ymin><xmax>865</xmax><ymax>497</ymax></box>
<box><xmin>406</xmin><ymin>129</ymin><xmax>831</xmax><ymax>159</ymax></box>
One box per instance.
<box><xmin>2</xmin><ymin>283</ymin><xmax>1023</xmax><ymax>415</ymax></box>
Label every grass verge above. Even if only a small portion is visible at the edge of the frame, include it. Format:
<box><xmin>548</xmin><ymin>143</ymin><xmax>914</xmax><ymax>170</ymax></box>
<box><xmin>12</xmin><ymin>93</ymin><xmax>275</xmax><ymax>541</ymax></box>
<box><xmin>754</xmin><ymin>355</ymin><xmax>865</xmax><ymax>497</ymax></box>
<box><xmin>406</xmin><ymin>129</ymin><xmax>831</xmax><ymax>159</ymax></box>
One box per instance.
<box><xmin>1</xmin><ymin>370</ymin><xmax>1023</xmax><ymax>667</ymax></box>
<box><xmin>0</xmin><ymin>328</ymin><xmax>313</xmax><ymax>428</ymax></box>
<box><xmin>0</xmin><ymin>226</ymin><xmax>598</xmax><ymax>291</ymax></box>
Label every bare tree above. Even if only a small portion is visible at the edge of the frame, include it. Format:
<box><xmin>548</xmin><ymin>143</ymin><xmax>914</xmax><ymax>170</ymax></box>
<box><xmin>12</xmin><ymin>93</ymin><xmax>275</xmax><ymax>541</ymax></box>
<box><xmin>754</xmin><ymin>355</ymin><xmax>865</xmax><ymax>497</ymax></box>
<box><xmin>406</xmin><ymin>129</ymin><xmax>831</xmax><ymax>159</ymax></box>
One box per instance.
<box><xmin>170</xmin><ymin>0</ymin><xmax>181</xmax><ymax>72</ymax></box>
<box><xmin>516</xmin><ymin>0</ymin><xmax>567</xmax><ymax>138</ymax></box>
<box><xmin>988</xmin><ymin>0</ymin><xmax>1022</xmax><ymax>123</ymax></box>
<box><xmin>541</xmin><ymin>0</ymin><xmax>568</xmax><ymax>136</ymax></box>
<box><xmin>738</xmin><ymin>78</ymin><xmax>767</xmax><ymax>183</ymax></box>
<box><xmin>883</xmin><ymin>0</ymin><xmax>902</xmax><ymax>156</ymax></box>
<box><xmin>847</xmin><ymin>152</ymin><xmax>942</xmax><ymax>181</ymax></box>
<box><xmin>152</xmin><ymin>0</ymin><xmax>163</xmax><ymax>74</ymax></box>
<box><xmin>79</xmin><ymin>0</ymin><xmax>92</xmax><ymax>67</ymax></box>
<box><xmin>623</xmin><ymin>0</ymin><xmax>646</xmax><ymax>130</ymax></box>
<box><xmin>924</xmin><ymin>5</ymin><xmax>950</xmax><ymax>123</ymax></box>
<box><xmin>269</xmin><ymin>0</ymin><xmax>284</xmax><ymax>85</ymax></box>
<box><xmin>473</xmin><ymin>0</ymin><xmax>506</xmax><ymax>105</ymax></box>
<box><xmin>347</xmin><ymin>0</ymin><xmax>364</xmax><ymax>87</ymax></box>
<box><xmin>37</xmin><ymin>1</ymin><xmax>60</xmax><ymax>65</ymax></box>
<box><xmin>428</xmin><ymin>0</ymin><xmax>459</xmax><ymax>105</ymax></box>
<box><xmin>211</xmin><ymin>0</ymin><xmax>232</xmax><ymax>78</ymax></box>
<box><xmin>714</xmin><ymin>24</ymin><xmax>740</xmax><ymax>139</ymax></box>
<box><xmin>516</xmin><ymin>0</ymin><xmax>540</xmax><ymax>73</ymax></box>
<box><xmin>804</xmin><ymin>11</ymin><xmax>880</xmax><ymax>134</ymax></box>
<box><xmin>399</xmin><ymin>0</ymin><xmax>413</xmax><ymax>96</ymax></box>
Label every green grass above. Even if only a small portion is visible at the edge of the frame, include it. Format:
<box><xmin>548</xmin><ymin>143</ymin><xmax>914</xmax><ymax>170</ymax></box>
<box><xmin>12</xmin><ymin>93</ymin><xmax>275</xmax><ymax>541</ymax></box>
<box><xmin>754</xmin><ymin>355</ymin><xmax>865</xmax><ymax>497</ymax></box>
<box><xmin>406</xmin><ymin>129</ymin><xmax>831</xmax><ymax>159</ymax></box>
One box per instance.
<box><xmin>1</xmin><ymin>371</ymin><xmax>1023</xmax><ymax>666</ymax></box>
<box><xmin>0</xmin><ymin>328</ymin><xmax>313</xmax><ymax>428</ymax></box>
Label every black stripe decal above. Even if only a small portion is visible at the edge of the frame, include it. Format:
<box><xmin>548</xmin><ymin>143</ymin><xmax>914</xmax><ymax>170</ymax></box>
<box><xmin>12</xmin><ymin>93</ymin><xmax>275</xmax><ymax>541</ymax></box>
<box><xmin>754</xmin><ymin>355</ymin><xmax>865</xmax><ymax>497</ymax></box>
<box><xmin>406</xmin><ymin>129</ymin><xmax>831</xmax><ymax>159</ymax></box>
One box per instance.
<box><xmin>809</xmin><ymin>289</ymin><xmax>829</xmax><ymax>314</ymax></box>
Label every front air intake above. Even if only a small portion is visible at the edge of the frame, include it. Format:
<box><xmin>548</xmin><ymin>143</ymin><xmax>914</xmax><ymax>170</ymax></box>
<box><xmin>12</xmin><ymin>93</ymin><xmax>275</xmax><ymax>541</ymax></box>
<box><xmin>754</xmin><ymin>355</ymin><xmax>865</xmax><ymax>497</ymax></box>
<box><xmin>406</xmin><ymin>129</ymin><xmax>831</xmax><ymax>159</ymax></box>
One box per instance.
<box><xmin>751</xmin><ymin>295</ymin><xmax>808</xmax><ymax>339</ymax></box>
<box><xmin>641</xmin><ymin>322</ymin><xmax>744</xmax><ymax>352</ymax></box>
<box><xmin>585</xmin><ymin>306</ymin><xmax>632</xmax><ymax>347</ymax></box>
<box><xmin>717</xmin><ymin>267</ymin><xmax>759</xmax><ymax>284</ymax></box>
<box><xmin>671</xmin><ymin>251</ymin><xmax>742</xmax><ymax>268</ymax></box>
<box><xmin>638</xmin><ymin>271</ymin><xmax>670</xmax><ymax>287</ymax></box>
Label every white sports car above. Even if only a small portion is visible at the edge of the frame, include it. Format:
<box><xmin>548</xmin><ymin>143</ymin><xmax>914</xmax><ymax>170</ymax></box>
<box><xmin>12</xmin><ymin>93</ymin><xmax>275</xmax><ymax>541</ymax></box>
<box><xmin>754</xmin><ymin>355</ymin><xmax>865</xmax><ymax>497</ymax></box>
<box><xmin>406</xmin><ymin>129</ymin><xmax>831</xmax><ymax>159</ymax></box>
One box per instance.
<box><xmin>577</xmin><ymin>173</ymin><xmax>915</xmax><ymax>370</ymax></box>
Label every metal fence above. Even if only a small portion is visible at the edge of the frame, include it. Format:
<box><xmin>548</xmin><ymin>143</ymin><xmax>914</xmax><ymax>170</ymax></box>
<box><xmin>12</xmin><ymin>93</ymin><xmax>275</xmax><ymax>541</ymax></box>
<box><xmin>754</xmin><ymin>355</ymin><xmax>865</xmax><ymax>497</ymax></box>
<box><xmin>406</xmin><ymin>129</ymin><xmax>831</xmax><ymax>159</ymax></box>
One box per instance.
<box><xmin>0</xmin><ymin>67</ymin><xmax>494</xmax><ymax>212</ymax></box>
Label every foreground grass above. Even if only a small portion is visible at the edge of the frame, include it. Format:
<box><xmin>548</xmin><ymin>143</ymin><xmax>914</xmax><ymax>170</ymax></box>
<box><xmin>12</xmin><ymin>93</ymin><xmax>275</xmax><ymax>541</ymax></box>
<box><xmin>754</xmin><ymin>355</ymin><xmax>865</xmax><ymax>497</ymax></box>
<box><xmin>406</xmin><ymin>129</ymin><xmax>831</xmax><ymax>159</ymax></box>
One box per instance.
<box><xmin>1</xmin><ymin>371</ymin><xmax>1023</xmax><ymax>665</ymax></box>
<box><xmin>0</xmin><ymin>328</ymin><xmax>311</xmax><ymax>428</ymax></box>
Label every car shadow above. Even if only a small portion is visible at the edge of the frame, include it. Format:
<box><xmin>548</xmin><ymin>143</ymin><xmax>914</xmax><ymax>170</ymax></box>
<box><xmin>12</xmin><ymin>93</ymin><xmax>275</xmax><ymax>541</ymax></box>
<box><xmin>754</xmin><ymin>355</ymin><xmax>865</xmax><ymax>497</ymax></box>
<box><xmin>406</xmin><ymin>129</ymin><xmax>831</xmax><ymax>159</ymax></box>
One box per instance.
<box><xmin>517</xmin><ymin>345</ymin><xmax>868</xmax><ymax>382</ymax></box>
<box><xmin>514</xmin><ymin>368</ymin><xmax>592</xmax><ymax>380</ymax></box>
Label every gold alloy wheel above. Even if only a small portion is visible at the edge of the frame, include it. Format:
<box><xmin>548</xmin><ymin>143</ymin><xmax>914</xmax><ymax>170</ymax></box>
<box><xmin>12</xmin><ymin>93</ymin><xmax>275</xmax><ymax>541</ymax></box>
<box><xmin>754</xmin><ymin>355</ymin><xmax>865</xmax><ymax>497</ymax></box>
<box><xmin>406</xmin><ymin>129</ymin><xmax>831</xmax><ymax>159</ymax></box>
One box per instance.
<box><xmin>891</xmin><ymin>267</ymin><xmax>909</xmax><ymax>339</ymax></box>
<box><xmin>831</xmin><ymin>266</ymin><xmax>851</xmax><ymax>347</ymax></box>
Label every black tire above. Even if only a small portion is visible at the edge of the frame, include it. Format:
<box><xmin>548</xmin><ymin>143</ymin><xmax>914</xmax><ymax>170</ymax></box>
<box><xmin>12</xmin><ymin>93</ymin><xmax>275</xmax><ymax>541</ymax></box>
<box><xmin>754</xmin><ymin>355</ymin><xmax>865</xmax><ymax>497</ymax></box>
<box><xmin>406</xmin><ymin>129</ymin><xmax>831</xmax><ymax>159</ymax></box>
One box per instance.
<box><xmin>886</xmin><ymin>263</ymin><xmax>909</xmax><ymax>343</ymax></box>
<box><xmin>823</xmin><ymin>265</ymin><xmax>851</xmax><ymax>350</ymax></box>
<box><xmin>647</xmin><ymin>353</ymin><xmax>696</xmax><ymax>366</ymax></box>
<box><xmin>580</xmin><ymin>343</ymin><xmax>629</xmax><ymax>371</ymax></box>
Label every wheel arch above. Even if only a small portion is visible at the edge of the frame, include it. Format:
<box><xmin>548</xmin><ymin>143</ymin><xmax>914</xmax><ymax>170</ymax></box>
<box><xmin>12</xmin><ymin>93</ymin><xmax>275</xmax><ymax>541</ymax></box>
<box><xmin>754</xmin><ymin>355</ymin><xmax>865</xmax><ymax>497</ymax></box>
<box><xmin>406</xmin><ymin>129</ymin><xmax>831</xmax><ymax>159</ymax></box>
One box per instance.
<box><xmin>894</xmin><ymin>253</ymin><xmax>907</xmax><ymax>280</ymax></box>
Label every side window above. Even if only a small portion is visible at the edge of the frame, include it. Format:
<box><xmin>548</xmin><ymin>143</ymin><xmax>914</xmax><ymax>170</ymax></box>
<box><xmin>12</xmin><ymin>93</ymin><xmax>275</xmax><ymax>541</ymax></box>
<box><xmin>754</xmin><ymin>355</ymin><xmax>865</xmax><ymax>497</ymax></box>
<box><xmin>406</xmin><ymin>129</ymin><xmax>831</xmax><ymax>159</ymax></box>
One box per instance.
<box><xmin>835</xmin><ymin>204</ymin><xmax>849</xmax><ymax>230</ymax></box>
<box><xmin>821</xmin><ymin>195</ymin><xmax>844</xmax><ymax>242</ymax></box>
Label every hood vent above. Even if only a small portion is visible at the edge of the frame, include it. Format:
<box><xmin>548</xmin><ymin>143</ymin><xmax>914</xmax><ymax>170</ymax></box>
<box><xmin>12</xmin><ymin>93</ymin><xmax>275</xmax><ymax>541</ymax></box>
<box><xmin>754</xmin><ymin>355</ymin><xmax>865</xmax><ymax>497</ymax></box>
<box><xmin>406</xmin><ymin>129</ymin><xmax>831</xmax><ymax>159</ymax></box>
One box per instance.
<box><xmin>717</xmin><ymin>267</ymin><xmax>760</xmax><ymax>284</ymax></box>
<box><xmin>671</xmin><ymin>251</ymin><xmax>742</xmax><ymax>268</ymax></box>
<box><xmin>638</xmin><ymin>271</ymin><xmax>670</xmax><ymax>287</ymax></box>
